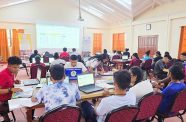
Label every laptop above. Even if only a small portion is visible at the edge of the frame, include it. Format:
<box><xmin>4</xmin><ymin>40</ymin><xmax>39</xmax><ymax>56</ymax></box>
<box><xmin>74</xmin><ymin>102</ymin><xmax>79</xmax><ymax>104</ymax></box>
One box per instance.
<box><xmin>122</xmin><ymin>55</ymin><xmax>128</xmax><ymax>60</ymax></box>
<box><xmin>77</xmin><ymin>74</ymin><xmax>103</xmax><ymax>93</ymax></box>
<box><xmin>49</xmin><ymin>58</ymin><xmax>54</xmax><ymax>63</ymax></box>
<box><xmin>23</xmin><ymin>68</ymin><xmax>41</xmax><ymax>86</ymax></box>
<box><xmin>65</xmin><ymin>68</ymin><xmax>82</xmax><ymax>80</ymax></box>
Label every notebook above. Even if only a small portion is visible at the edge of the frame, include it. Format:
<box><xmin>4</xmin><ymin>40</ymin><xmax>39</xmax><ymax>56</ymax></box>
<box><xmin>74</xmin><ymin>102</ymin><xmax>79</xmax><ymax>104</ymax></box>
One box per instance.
<box><xmin>23</xmin><ymin>68</ymin><xmax>41</xmax><ymax>86</ymax></box>
<box><xmin>65</xmin><ymin>68</ymin><xmax>82</xmax><ymax>80</ymax></box>
<box><xmin>77</xmin><ymin>74</ymin><xmax>103</xmax><ymax>93</ymax></box>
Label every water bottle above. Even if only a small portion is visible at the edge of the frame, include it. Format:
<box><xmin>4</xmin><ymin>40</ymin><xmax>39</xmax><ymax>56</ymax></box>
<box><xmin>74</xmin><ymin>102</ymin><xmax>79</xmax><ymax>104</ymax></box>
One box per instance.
<box><xmin>46</xmin><ymin>71</ymin><xmax>50</xmax><ymax>85</ymax></box>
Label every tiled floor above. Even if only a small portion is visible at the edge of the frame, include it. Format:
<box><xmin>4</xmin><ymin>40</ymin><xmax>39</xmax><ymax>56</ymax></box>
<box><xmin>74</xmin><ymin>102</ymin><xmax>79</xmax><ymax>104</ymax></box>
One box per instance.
<box><xmin>0</xmin><ymin>64</ymin><xmax>186</xmax><ymax>122</ymax></box>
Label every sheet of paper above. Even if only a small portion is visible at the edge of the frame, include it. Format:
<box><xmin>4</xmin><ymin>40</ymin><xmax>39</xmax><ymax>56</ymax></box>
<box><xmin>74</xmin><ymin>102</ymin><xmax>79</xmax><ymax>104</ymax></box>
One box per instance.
<box><xmin>8</xmin><ymin>98</ymin><xmax>39</xmax><ymax>111</ymax></box>
<box><xmin>96</xmin><ymin>82</ymin><xmax>114</xmax><ymax>89</ymax></box>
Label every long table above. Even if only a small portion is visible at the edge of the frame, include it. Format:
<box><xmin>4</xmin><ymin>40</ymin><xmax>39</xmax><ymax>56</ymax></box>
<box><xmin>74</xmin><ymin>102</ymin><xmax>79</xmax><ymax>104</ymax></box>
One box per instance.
<box><xmin>9</xmin><ymin>76</ymin><xmax>114</xmax><ymax>122</ymax></box>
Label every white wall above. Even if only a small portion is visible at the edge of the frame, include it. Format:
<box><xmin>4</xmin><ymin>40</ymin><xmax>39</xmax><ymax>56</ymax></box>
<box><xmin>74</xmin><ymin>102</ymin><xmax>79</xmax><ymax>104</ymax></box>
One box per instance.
<box><xmin>108</xmin><ymin>0</ymin><xmax>186</xmax><ymax>58</ymax></box>
<box><xmin>0</xmin><ymin>0</ymin><xmax>109</xmax><ymax>54</ymax></box>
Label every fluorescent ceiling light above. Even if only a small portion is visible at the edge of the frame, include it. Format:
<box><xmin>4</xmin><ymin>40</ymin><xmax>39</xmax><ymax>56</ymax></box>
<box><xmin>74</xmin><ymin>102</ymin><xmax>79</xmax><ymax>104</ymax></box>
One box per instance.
<box><xmin>0</xmin><ymin>0</ymin><xmax>32</xmax><ymax>8</ymax></box>
<box><xmin>115</xmin><ymin>0</ymin><xmax>132</xmax><ymax>9</ymax></box>
<box><xmin>89</xmin><ymin>6</ymin><xmax>104</xmax><ymax>14</ymax></box>
<box><xmin>100</xmin><ymin>3</ymin><xmax>114</xmax><ymax>12</ymax></box>
<box><xmin>82</xmin><ymin>6</ymin><xmax>104</xmax><ymax>18</ymax></box>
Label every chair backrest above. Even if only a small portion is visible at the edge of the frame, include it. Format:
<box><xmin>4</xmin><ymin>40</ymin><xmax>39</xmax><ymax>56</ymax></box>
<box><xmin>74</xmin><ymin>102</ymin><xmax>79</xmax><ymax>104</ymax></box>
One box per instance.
<box><xmin>61</xmin><ymin>56</ymin><xmax>70</xmax><ymax>62</ymax></box>
<box><xmin>112</xmin><ymin>55</ymin><xmax>121</xmax><ymax>60</ymax></box>
<box><xmin>39</xmin><ymin>105</ymin><xmax>81</xmax><ymax>122</ymax></box>
<box><xmin>142</xmin><ymin>59</ymin><xmax>152</xmax><ymax>70</ymax></box>
<box><xmin>136</xmin><ymin>92</ymin><xmax>162</xmax><ymax>121</ymax></box>
<box><xmin>170</xmin><ymin>89</ymin><xmax>186</xmax><ymax>113</ymax></box>
<box><xmin>105</xmin><ymin>106</ymin><xmax>139</xmax><ymax>122</ymax></box>
<box><xmin>131</xmin><ymin>59</ymin><xmax>141</xmax><ymax>67</ymax></box>
<box><xmin>30</xmin><ymin>64</ymin><xmax>46</xmax><ymax>79</ymax></box>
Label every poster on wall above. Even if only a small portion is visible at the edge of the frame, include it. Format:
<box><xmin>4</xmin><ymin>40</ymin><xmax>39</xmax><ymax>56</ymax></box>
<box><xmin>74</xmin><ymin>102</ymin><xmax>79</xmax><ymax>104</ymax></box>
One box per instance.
<box><xmin>82</xmin><ymin>36</ymin><xmax>91</xmax><ymax>52</ymax></box>
<box><xmin>18</xmin><ymin>33</ymin><xmax>32</xmax><ymax>50</ymax></box>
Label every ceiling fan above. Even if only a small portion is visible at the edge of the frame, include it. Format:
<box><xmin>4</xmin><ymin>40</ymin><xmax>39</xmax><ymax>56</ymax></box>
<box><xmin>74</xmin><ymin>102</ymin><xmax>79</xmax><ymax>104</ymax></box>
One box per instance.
<box><xmin>78</xmin><ymin>0</ymin><xmax>84</xmax><ymax>21</ymax></box>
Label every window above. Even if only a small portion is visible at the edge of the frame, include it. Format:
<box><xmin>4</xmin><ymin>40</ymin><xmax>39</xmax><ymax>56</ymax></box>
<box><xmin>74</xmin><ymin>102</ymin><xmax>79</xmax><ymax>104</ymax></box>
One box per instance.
<box><xmin>112</xmin><ymin>33</ymin><xmax>125</xmax><ymax>51</ymax></box>
<box><xmin>178</xmin><ymin>26</ymin><xmax>186</xmax><ymax>58</ymax></box>
<box><xmin>93</xmin><ymin>33</ymin><xmax>102</xmax><ymax>54</ymax></box>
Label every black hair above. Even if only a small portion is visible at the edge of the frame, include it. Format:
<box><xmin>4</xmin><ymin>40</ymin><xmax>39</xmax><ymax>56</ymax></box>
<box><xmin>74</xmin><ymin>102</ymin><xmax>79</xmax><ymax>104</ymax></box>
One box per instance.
<box><xmin>156</xmin><ymin>51</ymin><xmax>161</xmax><ymax>56</ymax></box>
<box><xmin>88</xmin><ymin>54</ymin><xmax>107</xmax><ymax>62</ymax></box>
<box><xmin>181</xmin><ymin>52</ymin><xmax>186</xmax><ymax>56</ymax></box>
<box><xmin>117</xmin><ymin>51</ymin><xmax>122</xmax><ymax>55</ymax></box>
<box><xmin>113</xmin><ymin>70</ymin><xmax>131</xmax><ymax>90</ymax></box>
<box><xmin>132</xmin><ymin>53</ymin><xmax>139</xmax><ymax>59</ymax></box>
<box><xmin>164</xmin><ymin>51</ymin><xmax>170</xmax><ymax>56</ymax></box>
<box><xmin>113</xmin><ymin>50</ymin><xmax>116</xmax><ymax>53</ymax></box>
<box><xmin>54</xmin><ymin>52</ymin><xmax>59</xmax><ymax>60</ymax></box>
<box><xmin>49</xmin><ymin>64</ymin><xmax>64</xmax><ymax>80</ymax></box>
<box><xmin>8</xmin><ymin>56</ymin><xmax>22</xmax><ymax>65</ymax></box>
<box><xmin>125</xmin><ymin>48</ymin><xmax>129</xmax><ymax>52</ymax></box>
<box><xmin>145</xmin><ymin>50</ymin><xmax>150</xmax><ymax>56</ymax></box>
<box><xmin>103</xmin><ymin>49</ymin><xmax>107</xmax><ymax>54</ymax></box>
<box><xmin>70</xmin><ymin>55</ymin><xmax>78</xmax><ymax>60</ymax></box>
<box><xmin>35</xmin><ymin>55</ymin><xmax>41</xmax><ymax>63</ymax></box>
<box><xmin>130</xmin><ymin>66</ymin><xmax>143</xmax><ymax>85</ymax></box>
<box><xmin>72</xmin><ymin>48</ymin><xmax>76</xmax><ymax>52</ymax></box>
<box><xmin>169</xmin><ymin>65</ymin><xmax>184</xmax><ymax>81</ymax></box>
<box><xmin>164</xmin><ymin>54</ymin><xmax>172</xmax><ymax>60</ymax></box>
<box><xmin>63</xmin><ymin>47</ymin><xmax>67</xmax><ymax>52</ymax></box>
<box><xmin>34</xmin><ymin>50</ymin><xmax>38</xmax><ymax>54</ymax></box>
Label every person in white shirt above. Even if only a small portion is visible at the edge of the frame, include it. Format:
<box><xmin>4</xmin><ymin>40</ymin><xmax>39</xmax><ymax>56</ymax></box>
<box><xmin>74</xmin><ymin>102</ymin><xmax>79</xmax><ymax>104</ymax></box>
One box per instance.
<box><xmin>129</xmin><ymin>66</ymin><xmax>153</xmax><ymax>103</ymax></box>
<box><xmin>70</xmin><ymin>48</ymin><xmax>79</xmax><ymax>56</ymax></box>
<box><xmin>81</xmin><ymin>70</ymin><xmax>136</xmax><ymax>122</ymax></box>
<box><xmin>86</xmin><ymin>54</ymin><xmax>109</xmax><ymax>73</ymax></box>
<box><xmin>64</xmin><ymin>55</ymin><xmax>87</xmax><ymax>72</ymax></box>
<box><xmin>51</xmin><ymin>52</ymin><xmax>66</xmax><ymax>66</ymax></box>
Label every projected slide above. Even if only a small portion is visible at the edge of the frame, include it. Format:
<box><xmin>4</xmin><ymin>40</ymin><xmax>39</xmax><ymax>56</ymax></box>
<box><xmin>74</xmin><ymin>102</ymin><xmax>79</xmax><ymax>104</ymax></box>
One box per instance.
<box><xmin>36</xmin><ymin>24</ymin><xmax>80</xmax><ymax>49</ymax></box>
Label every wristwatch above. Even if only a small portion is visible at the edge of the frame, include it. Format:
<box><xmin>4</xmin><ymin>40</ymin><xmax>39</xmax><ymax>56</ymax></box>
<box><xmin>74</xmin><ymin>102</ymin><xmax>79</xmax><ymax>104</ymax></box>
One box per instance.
<box><xmin>8</xmin><ymin>88</ymin><xmax>12</xmax><ymax>93</ymax></box>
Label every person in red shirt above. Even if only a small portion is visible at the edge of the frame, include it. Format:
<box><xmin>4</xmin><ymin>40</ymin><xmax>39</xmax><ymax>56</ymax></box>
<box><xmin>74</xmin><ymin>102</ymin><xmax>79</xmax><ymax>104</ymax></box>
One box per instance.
<box><xmin>0</xmin><ymin>56</ymin><xmax>23</xmax><ymax>122</ymax></box>
<box><xmin>129</xmin><ymin>53</ymin><xmax>141</xmax><ymax>68</ymax></box>
<box><xmin>59</xmin><ymin>47</ymin><xmax>70</xmax><ymax>60</ymax></box>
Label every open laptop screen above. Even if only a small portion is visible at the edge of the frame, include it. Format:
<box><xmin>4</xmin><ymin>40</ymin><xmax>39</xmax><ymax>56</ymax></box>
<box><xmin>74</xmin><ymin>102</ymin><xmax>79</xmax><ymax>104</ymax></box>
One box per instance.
<box><xmin>122</xmin><ymin>55</ymin><xmax>128</xmax><ymax>60</ymax></box>
<box><xmin>77</xmin><ymin>74</ymin><xmax>94</xmax><ymax>87</ymax></box>
<box><xmin>65</xmin><ymin>68</ymin><xmax>82</xmax><ymax>80</ymax></box>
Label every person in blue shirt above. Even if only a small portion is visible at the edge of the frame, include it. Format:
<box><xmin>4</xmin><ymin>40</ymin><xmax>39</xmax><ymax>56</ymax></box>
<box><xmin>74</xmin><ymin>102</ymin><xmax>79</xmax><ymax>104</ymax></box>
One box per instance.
<box><xmin>158</xmin><ymin>65</ymin><xmax>186</xmax><ymax>114</ymax></box>
<box><xmin>142</xmin><ymin>50</ymin><xmax>151</xmax><ymax>61</ymax></box>
<box><xmin>31</xmin><ymin>64</ymin><xmax>81</xmax><ymax>112</ymax></box>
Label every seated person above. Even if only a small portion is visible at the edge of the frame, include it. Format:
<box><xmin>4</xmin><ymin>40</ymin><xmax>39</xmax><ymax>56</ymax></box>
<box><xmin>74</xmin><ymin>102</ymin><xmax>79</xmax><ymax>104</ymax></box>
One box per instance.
<box><xmin>29</xmin><ymin>50</ymin><xmax>41</xmax><ymax>63</ymax></box>
<box><xmin>60</xmin><ymin>47</ymin><xmax>70</xmax><ymax>59</ymax></box>
<box><xmin>129</xmin><ymin>66</ymin><xmax>153</xmax><ymax>103</ymax></box>
<box><xmin>123</xmin><ymin>48</ymin><xmax>130</xmax><ymax>59</ymax></box>
<box><xmin>142</xmin><ymin>50</ymin><xmax>151</xmax><ymax>61</ymax></box>
<box><xmin>70</xmin><ymin>48</ymin><xmax>79</xmax><ymax>56</ymax></box>
<box><xmin>154</xmin><ymin>54</ymin><xmax>172</xmax><ymax>79</ymax></box>
<box><xmin>153</xmin><ymin>51</ymin><xmax>162</xmax><ymax>63</ymax></box>
<box><xmin>86</xmin><ymin>54</ymin><xmax>110</xmax><ymax>73</ymax></box>
<box><xmin>81</xmin><ymin>70</ymin><xmax>136</xmax><ymax>122</ymax></box>
<box><xmin>129</xmin><ymin>53</ymin><xmax>141</xmax><ymax>68</ymax></box>
<box><xmin>0</xmin><ymin>56</ymin><xmax>23</xmax><ymax>121</ymax></box>
<box><xmin>64</xmin><ymin>55</ymin><xmax>87</xmax><ymax>72</ymax></box>
<box><xmin>51</xmin><ymin>52</ymin><xmax>66</xmax><ymax>66</ymax></box>
<box><xmin>31</xmin><ymin>64</ymin><xmax>81</xmax><ymax>112</ymax></box>
<box><xmin>43</xmin><ymin>51</ymin><xmax>54</xmax><ymax>58</ymax></box>
<box><xmin>31</xmin><ymin>56</ymin><xmax>45</xmax><ymax>67</ymax></box>
<box><xmin>158</xmin><ymin>65</ymin><xmax>186</xmax><ymax>114</ymax></box>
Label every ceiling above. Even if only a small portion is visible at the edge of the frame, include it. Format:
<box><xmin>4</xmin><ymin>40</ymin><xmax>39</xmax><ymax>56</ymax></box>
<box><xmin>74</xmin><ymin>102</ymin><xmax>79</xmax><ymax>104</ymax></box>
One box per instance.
<box><xmin>0</xmin><ymin>0</ymin><xmax>179</xmax><ymax>24</ymax></box>
<box><xmin>73</xmin><ymin>0</ymin><xmax>178</xmax><ymax>24</ymax></box>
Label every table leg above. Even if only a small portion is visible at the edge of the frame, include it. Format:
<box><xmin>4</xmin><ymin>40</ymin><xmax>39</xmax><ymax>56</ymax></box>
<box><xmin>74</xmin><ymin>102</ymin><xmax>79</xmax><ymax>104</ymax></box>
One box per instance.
<box><xmin>26</xmin><ymin>108</ymin><xmax>33</xmax><ymax>122</ymax></box>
